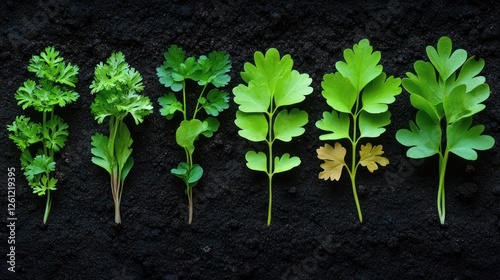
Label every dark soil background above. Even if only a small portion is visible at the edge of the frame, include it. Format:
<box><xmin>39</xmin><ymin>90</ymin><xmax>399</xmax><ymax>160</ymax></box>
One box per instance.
<box><xmin>1</xmin><ymin>0</ymin><xmax>500</xmax><ymax>279</ymax></box>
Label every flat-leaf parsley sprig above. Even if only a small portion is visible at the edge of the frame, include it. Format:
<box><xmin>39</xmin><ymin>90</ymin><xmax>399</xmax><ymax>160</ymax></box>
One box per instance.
<box><xmin>233</xmin><ymin>48</ymin><xmax>312</xmax><ymax>226</ymax></box>
<box><xmin>396</xmin><ymin>36</ymin><xmax>494</xmax><ymax>224</ymax></box>
<box><xmin>156</xmin><ymin>45</ymin><xmax>231</xmax><ymax>224</ymax></box>
<box><xmin>7</xmin><ymin>46</ymin><xmax>80</xmax><ymax>224</ymax></box>
<box><xmin>316</xmin><ymin>39</ymin><xmax>401</xmax><ymax>223</ymax></box>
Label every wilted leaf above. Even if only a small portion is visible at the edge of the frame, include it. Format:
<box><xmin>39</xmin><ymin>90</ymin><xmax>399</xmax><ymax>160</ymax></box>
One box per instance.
<box><xmin>359</xmin><ymin>143</ymin><xmax>389</xmax><ymax>173</ymax></box>
<box><xmin>317</xmin><ymin>143</ymin><xmax>347</xmax><ymax>181</ymax></box>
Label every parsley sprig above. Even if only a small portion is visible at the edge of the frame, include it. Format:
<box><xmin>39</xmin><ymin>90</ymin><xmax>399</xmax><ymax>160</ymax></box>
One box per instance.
<box><xmin>90</xmin><ymin>52</ymin><xmax>153</xmax><ymax>224</ymax></box>
<box><xmin>157</xmin><ymin>45</ymin><xmax>231</xmax><ymax>224</ymax></box>
<box><xmin>7</xmin><ymin>46</ymin><xmax>79</xmax><ymax>224</ymax></box>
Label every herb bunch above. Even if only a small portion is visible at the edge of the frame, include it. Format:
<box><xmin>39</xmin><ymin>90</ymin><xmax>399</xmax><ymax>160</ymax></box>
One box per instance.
<box><xmin>396</xmin><ymin>36</ymin><xmax>494</xmax><ymax>224</ymax></box>
<box><xmin>233</xmin><ymin>48</ymin><xmax>312</xmax><ymax>226</ymax></box>
<box><xmin>90</xmin><ymin>52</ymin><xmax>153</xmax><ymax>224</ymax></box>
<box><xmin>316</xmin><ymin>39</ymin><xmax>401</xmax><ymax>222</ymax></box>
<box><xmin>7</xmin><ymin>46</ymin><xmax>79</xmax><ymax>224</ymax></box>
<box><xmin>157</xmin><ymin>45</ymin><xmax>231</xmax><ymax>224</ymax></box>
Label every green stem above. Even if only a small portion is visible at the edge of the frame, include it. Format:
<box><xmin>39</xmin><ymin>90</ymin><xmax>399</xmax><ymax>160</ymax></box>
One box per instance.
<box><xmin>187</xmin><ymin>187</ymin><xmax>193</xmax><ymax>225</ymax></box>
<box><xmin>437</xmin><ymin>149</ymin><xmax>449</xmax><ymax>224</ymax></box>
<box><xmin>43</xmin><ymin>189</ymin><xmax>51</xmax><ymax>224</ymax></box>
<box><xmin>266</xmin><ymin>99</ymin><xmax>275</xmax><ymax>226</ymax></box>
<box><xmin>182</xmin><ymin>81</ymin><xmax>187</xmax><ymax>121</ymax></box>
<box><xmin>193</xmin><ymin>84</ymin><xmax>208</xmax><ymax>120</ymax></box>
<box><xmin>350</xmin><ymin>111</ymin><xmax>363</xmax><ymax>223</ymax></box>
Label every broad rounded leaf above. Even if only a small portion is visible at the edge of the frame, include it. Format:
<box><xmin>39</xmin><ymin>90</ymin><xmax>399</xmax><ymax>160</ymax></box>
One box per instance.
<box><xmin>273</xmin><ymin>108</ymin><xmax>308</xmax><ymax>142</ymax></box>
<box><xmin>316</xmin><ymin>111</ymin><xmax>350</xmax><ymax>141</ymax></box>
<box><xmin>274</xmin><ymin>153</ymin><xmax>301</xmax><ymax>173</ymax></box>
<box><xmin>245</xmin><ymin>151</ymin><xmax>268</xmax><ymax>173</ymax></box>
<box><xmin>233</xmin><ymin>81</ymin><xmax>271</xmax><ymax>113</ymax></box>
<box><xmin>176</xmin><ymin>119</ymin><xmax>208</xmax><ymax>154</ymax></box>
<box><xmin>447</xmin><ymin>117</ymin><xmax>495</xmax><ymax>160</ymax></box>
<box><xmin>359</xmin><ymin>111</ymin><xmax>391</xmax><ymax>139</ymax></box>
<box><xmin>274</xmin><ymin>70</ymin><xmax>313</xmax><ymax>107</ymax></box>
<box><xmin>396</xmin><ymin>110</ymin><xmax>441</xmax><ymax>159</ymax></box>
<box><xmin>235</xmin><ymin>111</ymin><xmax>268</xmax><ymax>142</ymax></box>
<box><xmin>335</xmin><ymin>39</ymin><xmax>383</xmax><ymax>92</ymax></box>
<box><xmin>362</xmin><ymin>73</ymin><xmax>401</xmax><ymax>114</ymax></box>
<box><xmin>321</xmin><ymin>72</ymin><xmax>357</xmax><ymax>113</ymax></box>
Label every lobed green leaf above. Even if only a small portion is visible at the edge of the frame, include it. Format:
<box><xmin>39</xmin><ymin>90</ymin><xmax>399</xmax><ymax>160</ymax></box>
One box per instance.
<box><xmin>273</xmin><ymin>108</ymin><xmax>308</xmax><ymax>142</ymax></box>
<box><xmin>316</xmin><ymin>111</ymin><xmax>350</xmax><ymax>141</ymax></box>
<box><xmin>396</xmin><ymin>110</ymin><xmax>441</xmax><ymax>159</ymax></box>
<box><xmin>447</xmin><ymin>117</ymin><xmax>495</xmax><ymax>160</ymax></box>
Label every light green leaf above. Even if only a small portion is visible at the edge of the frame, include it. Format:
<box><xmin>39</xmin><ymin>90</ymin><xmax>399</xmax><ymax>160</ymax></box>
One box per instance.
<box><xmin>233</xmin><ymin>81</ymin><xmax>271</xmax><ymax>113</ymax></box>
<box><xmin>426</xmin><ymin>36</ymin><xmax>467</xmax><ymax>81</ymax></box>
<box><xmin>245</xmin><ymin>151</ymin><xmax>268</xmax><ymax>173</ymax></box>
<box><xmin>316</xmin><ymin>111</ymin><xmax>350</xmax><ymax>141</ymax></box>
<box><xmin>321</xmin><ymin>72</ymin><xmax>357</xmax><ymax>113</ymax></box>
<box><xmin>359</xmin><ymin>111</ymin><xmax>391</xmax><ymax>139</ymax></box>
<box><xmin>273</xmin><ymin>108</ymin><xmax>308</xmax><ymax>142</ymax></box>
<box><xmin>335</xmin><ymin>39</ymin><xmax>383</xmax><ymax>92</ymax></box>
<box><xmin>240</xmin><ymin>48</ymin><xmax>293</xmax><ymax>87</ymax></box>
<box><xmin>453</xmin><ymin>56</ymin><xmax>486</xmax><ymax>92</ymax></box>
<box><xmin>443</xmin><ymin>84</ymin><xmax>489</xmax><ymax>124</ymax></box>
<box><xmin>235</xmin><ymin>111</ymin><xmax>268</xmax><ymax>142</ymax></box>
<box><xmin>447</xmin><ymin>117</ymin><xmax>494</xmax><ymax>160</ymax></box>
<box><xmin>274</xmin><ymin>70</ymin><xmax>313</xmax><ymax>107</ymax></box>
<box><xmin>176</xmin><ymin>119</ymin><xmax>208</xmax><ymax>154</ymax></box>
<box><xmin>403</xmin><ymin>61</ymin><xmax>443</xmax><ymax>107</ymax></box>
<box><xmin>361</xmin><ymin>73</ymin><xmax>401</xmax><ymax>114</ymax></box>
<box><xmin>274</xmin><ymin>153</ymin><xmax>301</xmax><ymax>173</ymax></box>
<box><xmin>396</xmin><ymin>110</ymin><xmax>442</xmax><ymax>159</ymax></box>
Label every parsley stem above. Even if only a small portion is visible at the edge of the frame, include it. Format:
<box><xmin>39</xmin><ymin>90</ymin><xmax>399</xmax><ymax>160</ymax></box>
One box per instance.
<box><xmin>193</xmin><ymin>84</ymin><xmax>208</xmax><ymax>120</ymax></box>
<box><xmin>437</xmin><ymin>149</ymin><xmax>449</xmax><ymax>224</ymax></box>
<box><xmin>43</xmin><ymin>189</ymin><xmax>51</xmax><ymax>224</ymax></box>
<box><xmin>350</xmin><ymin>109</ymin><xmax>363</xmax><ymax>223</ymax></box>
<box><xmin>188</xmin><ymin>187</ymin><xmax>193</xmax><ymax>225</ymax></box>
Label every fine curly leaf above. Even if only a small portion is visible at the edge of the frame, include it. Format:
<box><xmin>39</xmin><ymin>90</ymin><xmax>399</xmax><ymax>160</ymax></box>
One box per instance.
<box><xmin>7</xmin><ymin>115</ymin><xmax>43</xmax><ymax>151</ymax></box>
<box><xmin>90</xmin><ymin>52</ymin><xmax>153</xmax><ymax>124</ymax></box>
<box><xmin>24</xmin><ymin>154</ymin><xmax>55</xmax><ymax>182</ymax></box>
<box><xmin>317</xmin><ymin>143</ymin><xmax>347</xmax><ymax>181</ymax></box>
<box><xmin>43</xmin><ymin>115</ymin><xmax>69</xmax><ymax>152</ymax></box>
<box><xmin>359</xmin><ymin>143</ymin><xmax>389</xmax><ymax>173</ymax></box>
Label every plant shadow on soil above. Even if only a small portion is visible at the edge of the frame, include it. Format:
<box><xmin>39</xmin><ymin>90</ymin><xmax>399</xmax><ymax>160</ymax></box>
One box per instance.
<box><xmin>1</xmin><ymin>0</ymin><xmax>499</xmax><ymax>279</ymax></box>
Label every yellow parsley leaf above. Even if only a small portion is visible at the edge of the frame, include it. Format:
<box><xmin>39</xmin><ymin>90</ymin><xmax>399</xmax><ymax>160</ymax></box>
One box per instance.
<box><xmin>317</xmin><ymin>143</ymin><xmax>346</xmax><ymax>181</ymax></box>
<box><xmin>359</xmin><ymin>143</ymin><xmax>389</xmax><ymax>173</ymax></box>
